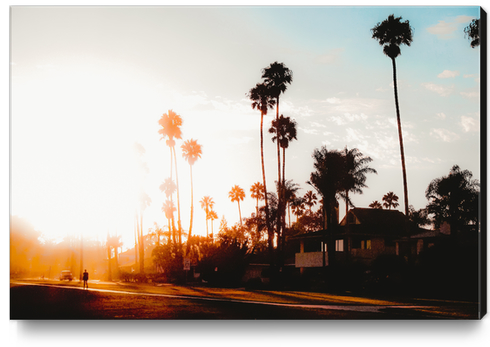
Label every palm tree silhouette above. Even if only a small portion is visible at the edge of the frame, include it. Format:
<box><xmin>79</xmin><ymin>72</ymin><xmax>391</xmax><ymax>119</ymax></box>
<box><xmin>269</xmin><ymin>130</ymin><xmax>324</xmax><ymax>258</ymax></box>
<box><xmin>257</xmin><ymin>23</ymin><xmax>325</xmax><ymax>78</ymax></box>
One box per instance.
<box><xmin>303</xmin><ymin>190</ymin><xmax>318</xmax><ymax>212</ymax></box>
<box><xmin>250</xmin><ymin>182</ymin><xmax>265</xmax><ymax>217</ymax></box>
<box><xmin>159</xmin><ymin>178</ymin><xmax>177</xmax><ymax>242</ymax></box>
<box><xmin>229</xmin><ymin>185</ymin><xmax>245</xmax><ymax>226</ymax></box>
<box><xmin>282</xmin><ymin>179</ymin><xmax>300</xmax><ymax>228</ymax></box>
<box><xmin>208</xmin><ymin>209</ymin><xmax>218</xmax><ymax>239</ymax></box>
<box><xmin>158</xmin><ymin>110</ymin><xmax>183</xmax><ymax>243</ymax></box>
<box><xmin>199</xmin><ymin>196</ymin><xmax>214</xmax><ymax>238</ymax></box>
<box><xmin>369</xmin><ymin>200</ymin><xmax>383</xmax><ymax>209</ymax></box>
<box><xmin>464</xmin><ymin>18</ymin><xmax>480</xmax><ymax>48</ymax></box>
<box><xmin>181</xmin><ymin>139</ymin><xmax>202</xmax><ymax>239</ymax></box>
<box><xmin>382</xmin><ymin>192</ymin><xmax>400</xmax><ymax>210</ymax></box>
<box><xmin>340</xmin><ymin>147</ymin><xmax>377</xmax><ymax>216</ymax></box>
<box><xmin>248</xmin><ymin>82</ymin><xmax>276</xmax><ymax>254</ymax></box>
<box><xmin>372</xmin><ymin>14</ymin><xmax>413</xmax><ymax>216</ymax></box>
<box><xmin>262</xmin><ymin>62</ymin><xmax>293</xmax><ymax>248</ymax></box>
<box><xmin>162</xmin><ymin>199</ymin><xmax>176</xmax><ymax>243</ymax></box>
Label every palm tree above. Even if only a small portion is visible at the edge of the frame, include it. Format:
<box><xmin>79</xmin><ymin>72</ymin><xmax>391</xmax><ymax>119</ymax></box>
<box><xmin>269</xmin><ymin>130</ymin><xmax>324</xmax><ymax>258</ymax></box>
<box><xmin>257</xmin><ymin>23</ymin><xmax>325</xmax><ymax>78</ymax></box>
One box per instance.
<box><xmin>340</xmin><ymin>147</ymin><xmax>377</xmax><ymax>216</ymax></box>
<box><xmin>464</xmin><ymin>18</ymin><xmax>480</xmax><ymax>48</ymax></box>
<box><xmin>307</xmin><ymin>147</ymin><xmax>345</xmax><ymax>267</ymax></box>
<box><xmin>250</xmin><ymin>182</ymin><xmax>265</xmax><ymax>217</ymax></box>
<box><xmin>181</xmin><ymin>139</ymin><xmax>202</xmax><ymax>239</ymax></box>
<box><xmin>248</xmin><ymin>82</ymin><xmax>276</xmax><ymax>255</ymax></box>
<box><xmin>372</xmin><ymin>15</ymin><xmax>413</xmax><ymax>216</ymax></box>
<box><xmin>290</xmin><ymin>196</ymin><xmax>305</xmax><ymax>222</ymax></box>
<box><xmin>162</xmin><ymin>199</ymin><xmax>177</xmax><ymax>243</ymax></box>
<box><xmin>158</xmin><ymin>110</ymin><xmax>183</xmax><ymax>243</ymax></box>
<box><xmin>107</xmin><ymin>234</ymin><xmax>123</xmax><ymax>273</ymax></box>
<box><xmin>208</xmin><ymin>210</ymin><xmax>218</xmax><ymax>239</ymax></box>
<box><xmin>160</xmin><ymin>178</ymin><xmax>177</xmax><ymax>242</ymax></box>
<box><xmin>369</xmin><ymin>200</ymin><xmax>383</xmax><ymax>209</ymax></box>
<box><xmin>229</xmin><ymin>185</ymin><xmax>246</xmax><ymax>226</ymax></box>
<box><xmin>200</xmin><ymin>196</ymin><xmax>214</xmax><ymax>238</ymax></box>
<box><xmin>262</xmin><ymin>62</ymin><xmax>293</xmax><ymax>246</ymax></box>
<box><xmin>382</xmin><ymin>192</ymin><xmax>400</xmax><ymax>210</ymax></box>
<box><xmin>282</xmin><ymin>179</ymin><xmax>301</xmax><ymax>228</ymax></box>
<box><xmin>303</xmin><ymin>190</ymin><xmax>318</xmax><ymax>212</ymax></box>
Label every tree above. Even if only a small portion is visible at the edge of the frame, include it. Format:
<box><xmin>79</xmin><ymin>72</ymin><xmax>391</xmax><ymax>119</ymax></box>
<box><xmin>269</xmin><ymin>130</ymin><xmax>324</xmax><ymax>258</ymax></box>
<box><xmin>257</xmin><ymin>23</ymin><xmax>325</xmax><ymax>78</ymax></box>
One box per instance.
<box><xmin>248</xmin><ymin>82</ymin><xmax>276</xmax><ymax>256</ymax></box>
<box><xmin>158</xmin><ymin>110</ymin><xmax>183</xmax><ymax>243</ymax></box>
<box><xmin>250</xmin><ymin>182</ymin><xmax>265</xmax><ymax>217</ymax></box>
<box><xmin>382</xmin><ymin>192</ymin><xmax>400</xmax><ymax>210</ymax></box>
<box><xmin>208</xmin><ymin>210</ymin><xmax>218</xmax><ymax>239</ymax></box>
<box><xmin>372</xmin><ymin>14</ymin><xmax>413</xmax><ymax>216</ymax></box>
<box><xmin>160</xmin><ymin>178</ymin><xmax>177</xmax><ymax>242</ymax></box>
<box><xmin>464</xmin><ymin>18</ymin><xmax>480</xmax><ymax>48</ymax></box>
<box><xmin>369</xmin><ymin>200</ymin><xmax>383</xmax><ymax>209</ymax></box>
<box><xmin>303</xmin><ymin>190</ymin><xmax>317</xmax><ymax>212</ymax></box>
<box><xmin>181</xmin><ymin>139</ymin><xmax>202</xmax><ymax>239</ymax></box>
<box><xmin>282</xmin><ymin>179</ymin><xmax>301</xmax><ymax>228</ymax></box>
<box><xmin>229</xmin><ymin>185</ymin><xmax>246</xmax><ymax>226</ymax></box>
<box><xmin>408</xmin><ymin>205</ymin><xmax>430</xmax><ymax>228</ymax></box>
<box><xmin>425</xmin><ymin>165</ymin><xmax>479</xmax><ymax>234</ymax></box>
<box><xmin>200</xmin><ymin>196</ymin><xmax>214</xmax><ymax>238</ymax></box>
<box><xmin>307</xmin><ymin>147</ymin><xmax>346</xmax><ymax>267</ymax></box>
<box><xmin>162</xmin><ymin>199</ymin><xmax>177</xmax><ymax>243</ymax></box>
<box><xmin>340</xmin><ymin>147</ymin><xmax>377</xmax><ymax>216</ymax></box>
<box><xmin>261</xmin><ymin>62</ymin><xmax>293</xmax><ymax>250</ymax></box>
<box><xmin>107</xmin><ymin>234</ymin><xmax>122</xmax><ymax>275</ymax></box>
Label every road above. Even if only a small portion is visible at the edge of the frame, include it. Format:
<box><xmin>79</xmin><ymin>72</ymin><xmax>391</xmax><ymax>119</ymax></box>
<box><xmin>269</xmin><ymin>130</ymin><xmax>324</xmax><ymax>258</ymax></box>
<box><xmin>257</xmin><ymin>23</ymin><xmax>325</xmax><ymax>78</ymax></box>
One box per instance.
<box><xmin>10</xmin><ymin>279</ymin><xmax>480</xmax><ymax>319</ymax></box>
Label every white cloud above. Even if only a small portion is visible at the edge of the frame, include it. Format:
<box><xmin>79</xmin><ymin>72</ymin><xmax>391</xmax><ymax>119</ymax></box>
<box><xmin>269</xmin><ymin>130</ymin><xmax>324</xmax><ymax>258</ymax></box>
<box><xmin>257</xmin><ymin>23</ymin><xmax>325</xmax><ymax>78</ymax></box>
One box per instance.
<box><xmin>427</xmin><ymin>16</ymin><xmax>473</xmax><ymax>39</ymax></box>
<box><xmin>460</xmin><ymin>90</ymin><xmax>479</xmax><ymax>99</ymax></box>
<box><xmin>461</xmin><ymin>116</ymin><xmax>479</xmax><ymax>132</ymax></box>
<box><xmin>326</xmin><ymin>97</ymin><xmax>341</xmax><ymax>104</ymax></box>
<box><xmin>436</xmin><ymin>113</ymin><xmax>446</xmax><ymax>120</ymax></box>
<box><xmin>438</xmin><ymin>70</ymin><xmax>460</xmax><ymax>78</ymax></box>
<box><xmin>422</xmin><ymin>82</ymin><xmax>454</xmax><ymax>96</ymax></box>
<box><xmin>430</xmin><ymin>128</ymin><xmax>460</xmax><ymax>142</ymax></box>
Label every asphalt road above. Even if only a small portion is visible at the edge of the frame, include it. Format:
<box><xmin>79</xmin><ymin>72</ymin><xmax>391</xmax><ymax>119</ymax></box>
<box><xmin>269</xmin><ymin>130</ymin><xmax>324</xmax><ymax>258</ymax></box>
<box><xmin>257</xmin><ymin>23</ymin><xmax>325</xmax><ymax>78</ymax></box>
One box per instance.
<box><xmin>10</xmin><ymin>279</ymin><xmax>480</xmax><ymax>320</ymax></box>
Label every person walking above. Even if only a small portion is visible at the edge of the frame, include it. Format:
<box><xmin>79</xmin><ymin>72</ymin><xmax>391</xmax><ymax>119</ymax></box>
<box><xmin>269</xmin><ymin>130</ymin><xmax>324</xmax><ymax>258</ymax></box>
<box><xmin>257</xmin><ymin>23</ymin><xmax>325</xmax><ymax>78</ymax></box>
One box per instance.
<box><xmin>83</xmin><ymin>269</ymin><xmax>89</xmax><ymax>289</ymax></box>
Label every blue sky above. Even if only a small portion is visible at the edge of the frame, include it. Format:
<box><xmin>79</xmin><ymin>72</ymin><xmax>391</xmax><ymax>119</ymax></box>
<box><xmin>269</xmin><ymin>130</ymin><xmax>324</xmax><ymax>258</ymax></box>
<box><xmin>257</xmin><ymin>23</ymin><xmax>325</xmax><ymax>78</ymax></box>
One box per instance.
<box><xmin>10</xmin><ymin>5</ymin><xmax>481</xmax><ymax>248</ymax></box>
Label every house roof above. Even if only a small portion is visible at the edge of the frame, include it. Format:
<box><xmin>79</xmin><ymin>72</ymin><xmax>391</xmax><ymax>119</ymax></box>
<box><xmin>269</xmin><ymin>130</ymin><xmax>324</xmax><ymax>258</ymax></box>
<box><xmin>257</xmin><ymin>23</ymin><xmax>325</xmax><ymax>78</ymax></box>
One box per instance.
<box><xmin>342</xmin><ymin>208</ymin><xmax>407</xmax><ymax>227</ymax></box>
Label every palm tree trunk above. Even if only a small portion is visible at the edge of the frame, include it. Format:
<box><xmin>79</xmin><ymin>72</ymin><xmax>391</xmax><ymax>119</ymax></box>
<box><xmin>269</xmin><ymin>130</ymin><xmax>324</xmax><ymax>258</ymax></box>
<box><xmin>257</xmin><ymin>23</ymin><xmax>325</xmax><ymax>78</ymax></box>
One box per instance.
<box><xmin>188</xmin><ymin>165</ymin><xmax>194</xmax><ymax>239</ymax></box>
<box><xmin>275</xmin><ymin>98</ymin><xmax>282</xmax><ymax>251</ymax></box>
<box><xmin>280</xmin><ymin>146</ymin><xmax>287</xmax><ymax>256</ymax></box>
<box><xmin>391</xmin><ymin>57</ymin><xmax>409</xmax><ymax>216</ymax></box>
<box><xmin>107</xmin><ymin>243</ymin><xmax>112</xmax><ymax>281</ymax></box>
<box><xmin>238</xmin><ymin>201</ymin><xmax>242</xmax><ymax>226</ymax></box>
<box><xmin>260</xmin><ymin>112</ymin><xmax>273</xmax><ymax>261</ymax></box>
<box><xmin>205</xmin><ymin>207</ymin><xmax>209</xmax><ymax>238</ymax></box>
<box><xmin>172</xmin><ymin>146</ymin><xmax>182</xmax><ymax>244</ymax></box>
<box><xmin>134</xmin><ymin>212</ymin><xmax>139</xmax><ymax>266</ymax></box>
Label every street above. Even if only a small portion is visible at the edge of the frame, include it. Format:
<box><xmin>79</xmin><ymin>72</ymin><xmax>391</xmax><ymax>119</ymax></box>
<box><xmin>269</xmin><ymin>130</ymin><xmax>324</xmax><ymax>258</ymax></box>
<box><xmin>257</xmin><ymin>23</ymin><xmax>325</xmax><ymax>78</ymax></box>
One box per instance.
<box><xmin>10</xmin><ymin>279</ymin><xmax>480</xmax><ymax>320</ymax></box>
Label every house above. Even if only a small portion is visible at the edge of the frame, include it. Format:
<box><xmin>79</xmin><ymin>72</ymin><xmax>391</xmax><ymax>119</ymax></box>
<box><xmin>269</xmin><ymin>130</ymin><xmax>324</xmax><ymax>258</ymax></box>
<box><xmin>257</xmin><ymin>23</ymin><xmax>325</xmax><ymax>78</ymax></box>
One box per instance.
<box><xmin>290</xmin><ymin>208</ymin><xmax>430</xmax><ymax>273</ymax></box>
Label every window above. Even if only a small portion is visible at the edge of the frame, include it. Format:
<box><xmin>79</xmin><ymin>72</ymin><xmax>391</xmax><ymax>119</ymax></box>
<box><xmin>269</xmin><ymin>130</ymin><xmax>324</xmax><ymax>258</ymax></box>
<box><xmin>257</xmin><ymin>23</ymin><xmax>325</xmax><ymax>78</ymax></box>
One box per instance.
<box><xmin>361</xmin><ymin>240</ymin><xmax>371</xmax><ymax>250</ymax></box>
<box><xmin>335</xmin><ymin>239</ymin><xmax>344</xmax><ymax>252</ymax></box>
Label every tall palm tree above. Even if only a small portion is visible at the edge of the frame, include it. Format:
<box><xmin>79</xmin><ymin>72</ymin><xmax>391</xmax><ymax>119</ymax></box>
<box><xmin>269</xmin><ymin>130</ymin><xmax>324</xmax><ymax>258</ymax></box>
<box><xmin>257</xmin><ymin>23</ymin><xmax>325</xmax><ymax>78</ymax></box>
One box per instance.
<box><xmin>200</xmin><ymin>196</ymin><xmax>214</xmax><ymax>238</ymax></box>
<box><xmin>382</xmin><ymin>192</ymin><xmax>400</xmax><ymax>210</ymax></box>
<box><xmin>248</xmin><ymin>82</ymin><xmax>276</xmax><ymax>254</ymax></box>
<box><xmin>340</xmin><ymin>147</ymin><xmax>377</xmax><ymax>216</ymax></box>
<box><xmin>158</xmin><ymin>110</ymin><xmax>183</xmax><ymax>243</ymax></box>
<box><xmin>262</xmin><ymin>62</ymin><xmax>293</xmax><ymax>246</ymax></box>
<box><xmin>229</xmin><ymin>185</ymin><xmax>246</xmax><ymax>226</ymax></box>
<box><xmin>282</xmin><ymin>179</ymin><xmax>300</xmax><ymax>228</ymax></box>
<box><xmin>250</xmin><ymin>182</ymin><xmax>265</xmax><ymax>217</ymax></box>
<box><xmin>290</xmin><ymin>196</ymin><xmax>305</xmax><ymax>222</ymax></box>
<box><xmin>181</xmin><ymin>139</ymin><xmax>202</xmax><ymax>239</ymax></box>
<box><xmin>372</xmin><ymin>15</ymin><xmax>413</xmax><ymax>216</ymax></box>
<box><xmin>464</xmin><ymin>18</ymin><xmax>480</xmax><ymax>48</ymax></box>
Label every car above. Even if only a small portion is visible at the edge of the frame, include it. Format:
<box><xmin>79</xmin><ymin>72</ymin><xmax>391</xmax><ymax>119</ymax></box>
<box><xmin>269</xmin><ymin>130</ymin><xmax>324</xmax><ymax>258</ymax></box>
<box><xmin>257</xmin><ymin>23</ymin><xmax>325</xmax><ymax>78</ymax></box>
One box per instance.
<box><xmin>59</xmin><ymin>270</ymin><xmax>73</xmax><ymax>281</ymax></box>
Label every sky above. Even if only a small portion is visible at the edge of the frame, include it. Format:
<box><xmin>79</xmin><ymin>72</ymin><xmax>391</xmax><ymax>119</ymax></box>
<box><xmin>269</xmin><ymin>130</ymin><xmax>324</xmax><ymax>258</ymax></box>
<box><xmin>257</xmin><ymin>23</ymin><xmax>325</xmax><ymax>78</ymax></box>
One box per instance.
<box><xmin>10</xmin><ymin>5</ymin><xmax>481</xmax><ymax>251</ymax></box>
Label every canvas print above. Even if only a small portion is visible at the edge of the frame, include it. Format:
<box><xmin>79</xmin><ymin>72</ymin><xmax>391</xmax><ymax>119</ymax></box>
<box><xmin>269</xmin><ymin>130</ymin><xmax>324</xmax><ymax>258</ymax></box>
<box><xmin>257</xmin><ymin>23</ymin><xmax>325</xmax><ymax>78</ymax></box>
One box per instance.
<box><xmin>10</xmin><ymin>6</ymin><xmax>485</xmax><ymax>320</ymax></box>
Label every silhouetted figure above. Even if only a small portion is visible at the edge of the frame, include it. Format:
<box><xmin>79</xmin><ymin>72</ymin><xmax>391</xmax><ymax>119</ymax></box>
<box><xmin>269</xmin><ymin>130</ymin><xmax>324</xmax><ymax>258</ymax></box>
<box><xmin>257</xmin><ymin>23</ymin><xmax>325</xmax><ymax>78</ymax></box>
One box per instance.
<box><xmin>83</xmin><ymin>269</ymin><xmax>89</xmax><ymax>289</ymax></box>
